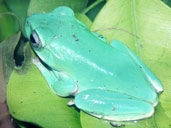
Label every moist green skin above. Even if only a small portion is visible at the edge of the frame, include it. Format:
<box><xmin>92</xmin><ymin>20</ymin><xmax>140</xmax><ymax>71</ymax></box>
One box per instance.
<box><xmin>25</xmin><ymin>6</ymin><xmax>163</xmax><ymax>121</ymax></box>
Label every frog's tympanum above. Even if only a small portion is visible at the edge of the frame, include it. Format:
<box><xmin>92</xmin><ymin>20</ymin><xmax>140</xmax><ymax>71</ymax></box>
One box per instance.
<box><xmin>25</xmin><ymin>6</ymin><xmax>163</xmax><ymax>121</ymax></box>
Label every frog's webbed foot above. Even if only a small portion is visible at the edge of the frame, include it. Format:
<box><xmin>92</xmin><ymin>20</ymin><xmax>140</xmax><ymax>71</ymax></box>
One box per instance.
<box><xmin>110</xmin><ymin>40</ymin><xmax>163</xmax><ymax>93</ymax></box>
<box><xmin>74</xmin><ymin>89</ymin><xmax>154</xmax><ymax>121</ymax></box>
<box><xmin>32</xmin><ymin>58</ymin><xmax>78</xmax><ymax>97</ymax></box>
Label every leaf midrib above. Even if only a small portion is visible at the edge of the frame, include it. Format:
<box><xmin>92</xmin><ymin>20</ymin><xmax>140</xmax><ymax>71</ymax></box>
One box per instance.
<box><xmin>131</xmin><ymin>0</ymin><xmax>140</xmax><ymax>57</ymax></box>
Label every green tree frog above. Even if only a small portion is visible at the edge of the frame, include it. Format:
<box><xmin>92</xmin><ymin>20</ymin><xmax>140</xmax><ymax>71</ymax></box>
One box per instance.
<box><xmin>25</xmin><ymin>6</ymin><xmax>163</xmax><ymax>121</ymax></box>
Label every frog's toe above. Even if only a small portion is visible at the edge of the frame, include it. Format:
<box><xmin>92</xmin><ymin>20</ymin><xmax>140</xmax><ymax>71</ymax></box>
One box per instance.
<box><xmin>74</xmin><ymin>89</ymin><xmax>154</xmax><ymax>121</ymax></box>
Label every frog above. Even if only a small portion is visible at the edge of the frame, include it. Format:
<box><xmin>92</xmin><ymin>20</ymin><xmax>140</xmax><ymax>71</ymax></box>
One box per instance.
<box><xmin>25</xmin><ymin>6</ymin><xmax>163</xmax><ymax>121</ymax></box>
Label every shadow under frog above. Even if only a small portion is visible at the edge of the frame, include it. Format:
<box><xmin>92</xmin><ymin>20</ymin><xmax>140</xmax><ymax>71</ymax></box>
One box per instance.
<box><xmin>25</xmin><ymin>6</ymin><xmax>163</xmax><ymax>122</ymax></box>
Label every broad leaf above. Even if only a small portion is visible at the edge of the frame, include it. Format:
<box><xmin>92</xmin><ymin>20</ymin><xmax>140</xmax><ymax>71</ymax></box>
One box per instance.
<box><xmin>86</xmin><ymin>0</ymin><xmax>106</xmax><ymax>21</ymax></box>
<box><xmin>4</xmin><ymin>0</ymin><xmax>30</xmax><ymax>34</ymax></box>
<box><xmin>27</xmin><ymin>0</ymin><xmax>88</xmax><ymax>16</ymax></box>
<box><xmin>0</xmin><ymin>32</ymin><xmax>20</xmax><ymax>102</ymax></box>
<box><xmin>162</xmin><ymin>0</ymin><xmax>171</xmax><ymax>7</ymax></box>
<box><xmin>75</xmin><ymin>13</ymin><xmax>92</xmax><ymax>28</ymax></box>
<box><xmin>0</xmin><ymin>1</ymin><xmax>19</xmax><ymax>42</ymax></box>
<box><xmin>7</xmin><ymin>53</ymin><xmax>81</xmax><ymax>128</ymax></box>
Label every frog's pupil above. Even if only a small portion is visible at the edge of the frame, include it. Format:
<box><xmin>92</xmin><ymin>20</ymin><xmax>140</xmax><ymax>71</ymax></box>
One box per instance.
<box><xmin>30</xmin><ymin>34</ymin><xmax>36</xmax><ymax>44</ymax></box>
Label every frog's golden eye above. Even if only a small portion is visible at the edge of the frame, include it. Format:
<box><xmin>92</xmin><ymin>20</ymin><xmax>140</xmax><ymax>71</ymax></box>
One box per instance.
<box><xmin>30</xmin><ymin>31</ymin><xmax>42</xmax><ymax>48</ymax></box>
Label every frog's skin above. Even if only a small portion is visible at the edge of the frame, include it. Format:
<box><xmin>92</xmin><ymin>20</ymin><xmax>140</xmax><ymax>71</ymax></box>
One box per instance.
<box><xmin>25</xmin><ymin>6</ymin><xmax>163</xmax><ymax>121</ymax></box>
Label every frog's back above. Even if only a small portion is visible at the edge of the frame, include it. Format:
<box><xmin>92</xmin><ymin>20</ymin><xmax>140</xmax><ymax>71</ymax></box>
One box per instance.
<box><xmin>49</xmin><ymin>20</ymin><xmax>157</xmax><ymax>105</ymax></box>
<box><xmin>26</xmin><ymin>7</ymin><xmax>157</xmax><ymax>105</ymax></box>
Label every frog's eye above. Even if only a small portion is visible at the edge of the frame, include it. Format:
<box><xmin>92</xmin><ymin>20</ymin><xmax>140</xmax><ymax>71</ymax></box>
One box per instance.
<box><xmin>30</xmin><ymin>31</ymin><xmax>42</xmax><ymax>48</ymax></box>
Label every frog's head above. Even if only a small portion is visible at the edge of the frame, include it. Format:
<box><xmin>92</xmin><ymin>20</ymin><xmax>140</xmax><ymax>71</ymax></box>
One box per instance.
<box><xmin>25</xmin><ymin>6</ymin><xmax>76</xmax><ymax>69</ymax></box>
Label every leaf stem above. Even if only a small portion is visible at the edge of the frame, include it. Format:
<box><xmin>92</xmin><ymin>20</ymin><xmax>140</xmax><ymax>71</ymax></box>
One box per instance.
<box><xmin>83</xmin><ymin>0</ymin><xmax>104</xmax><ymax>14</ymax></box>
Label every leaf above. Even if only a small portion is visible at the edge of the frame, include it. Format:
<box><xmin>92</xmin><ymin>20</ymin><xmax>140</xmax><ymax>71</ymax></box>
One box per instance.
<box><xmin>0</xmin><ymin>32</ymin><xmax>20</xmax><ymax>102</ymax></box>
<box><xmin>27</xmin><ymin>0</ymin><xmax>88</xmax><ymax>16</ymax></box>
<box><xmin>162</xmin><ymin>0</ymin><xmax>171</xmax><ymax>7</ymax></box>
<box><xmin>81</xmin><ymin>111</ymin><xmax>113</xmax><ymax>128</ymax></box>
<box><xmin>75</xmin><ymin>13</ymin><xmax>92</xmax><ymax>28</ymax></box>
<box><xmin>4</xmin><ymin>0</ymin><xmax>30</xmax><ymax>34</ymax></box>
<box><xmin>7</xmin><ymin>47</ymin><xmax>81</xmax><ymax>128</ymax></box>
<box><xmin>80</xmin><ymin>0</ymin><xmax>171</xmax><ymax>127</ymax></box>
<box><xmin>153</xmin><ymin>103</ymin><xmax>171</xmax><ymax>128</ymax></box>
<box><xmin>0</xmin><ymin>1</ymin><xmax>19</xmax><ymax>42</ymax></box>
<box><xmin>86</xmin><ymin>0</ymin><xmax>106</xmax><ymax>21</ymax></box>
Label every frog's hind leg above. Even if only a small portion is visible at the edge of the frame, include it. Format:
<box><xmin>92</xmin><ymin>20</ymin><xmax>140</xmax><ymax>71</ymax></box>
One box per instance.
<box><xmin>74</xmin><ymin>89</ymin><xmax>154</xmax><ymax>121</ymax></box>
<box><xmin>32</xmin><ymin>58</ymin><xmax>78</xmax><ymax>97</ymax></box>
<box><xmin>110</xmin><ymin>40</ymin><xmax>163</xmax><ymax>93</ymax></box>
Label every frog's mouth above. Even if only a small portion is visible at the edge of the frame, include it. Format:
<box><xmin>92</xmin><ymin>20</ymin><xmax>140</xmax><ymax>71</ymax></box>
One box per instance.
<box><xmin>39</xmin><ymin>57</ymin><xmax>53</xmax><ymax>70</ymax></box>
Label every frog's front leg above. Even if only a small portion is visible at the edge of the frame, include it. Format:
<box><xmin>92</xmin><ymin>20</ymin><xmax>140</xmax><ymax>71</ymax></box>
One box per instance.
<box><xmin>74</xmin><ymin>89</ymin><xmax>154</xmax><ymax>121</ymax></box>
<box><xmin>32</xmin><ymin>58</ymin><xmax>78</xmax><ymax>97</ymax></box>
<box><xmin>110</xmin><ymin>40</ymin><xmax>163</xmax><ymax>93</ymax></box>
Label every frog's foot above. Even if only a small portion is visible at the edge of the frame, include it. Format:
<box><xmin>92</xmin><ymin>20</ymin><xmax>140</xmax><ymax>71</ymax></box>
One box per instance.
<box><xmin>74</xmin><ymin>89</ymin><xmax>154</xmax><ymax>121</ymax></box>
<box><xmin>110</xmin><ymin>40</ymin><xmax>163</xmax><ymax>93</ymax></box>
<box><xmin>32</xmin><ymin>58</ymin><xmax>78</xmax><ymax>97</ymax></box>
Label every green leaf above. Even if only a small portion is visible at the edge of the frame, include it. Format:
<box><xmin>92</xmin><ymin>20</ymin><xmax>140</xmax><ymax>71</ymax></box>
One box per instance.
<box><xmin>81</xmin><ymin>111</ymin><xmax>113</xmax><ymax>128</ymax></box>
<box><xmin>4</xmin><ymin>0</ymin><xmax>30</xmax><ymax>34</ymax></box>
<box><xmin>80</xmin><ymin>0</ymin><xmax>171</xmax><ymax>127</ymax></box>
<box><xmin>85</xmin><ymin>0</ymin><xmax>106</xmax><ymax>21</ymax></box>
<box><xmin>153</xmin><ymin>103</ymin><xmax>171</xmax><ymax>128</ymax></box>
<box><xmin>75</xmin><ymin>13</ymin><xmax>92</xmax><ymax>28</ymax></box>
<box><xmin>27</xmin><ymin>0</ymin><xmax>88</xmax><ymax>16</ymax></box>
<box><xmin>162</xmin><ymin>0</ymin><xmax>171</xmax><ymax>7</ymax></box>
<box><xmin>0</xmin><ymin>32</ymin><xmax>20</xmax><ymax>102</ymax></box>
<box><xmin>0</xmin><ymin>1</ymin><xmax>19</xmax><ymax>42</ymax></box>
<box><xmin>7</xmin><ymin>49</ymin><xmax>81</xmax><ymax>128</ymax></box>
